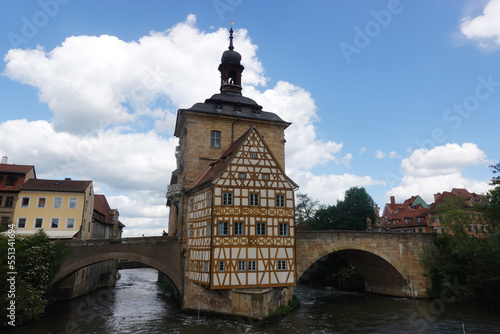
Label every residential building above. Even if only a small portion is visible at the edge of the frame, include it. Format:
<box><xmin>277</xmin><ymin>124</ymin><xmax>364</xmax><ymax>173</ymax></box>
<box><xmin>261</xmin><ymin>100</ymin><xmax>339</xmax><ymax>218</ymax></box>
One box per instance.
<box><xmin>93</xmin><ymin>194</ymin><xmax>124</xmax><ymax>239</ymax></box>
<box><xmin>0</xmin><ymin>158</ymin><xmax>36</xmax><ymax>230</ymax></box>
<box><xmin>13</xmin><ymin>178</ymin><xmax>94</xmax><ymax>239</ymax></box>
<box><xmin>428</xmin><ymin>188</ymin><xmax>485</xmax><ymax>234</ymax></box>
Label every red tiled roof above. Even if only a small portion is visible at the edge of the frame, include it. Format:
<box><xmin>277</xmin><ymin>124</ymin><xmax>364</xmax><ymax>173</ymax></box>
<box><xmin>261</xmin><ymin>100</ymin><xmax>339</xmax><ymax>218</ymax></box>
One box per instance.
<box><xmin>0</xmin><ymin>163</ymin><xmax>35</xmax><ymax>174</ymax></box>
<box><xmin>21</xmin><ymin>178</ymin><xmax>92</xmax><ymax>193</ymax></box>
<box><xmin>186</xmin><ymin>127</ymin><xmax>253</xmax><ymax>192</ymax></box>
<box><xmin>93</xmin><ymin>194</ymin><xmax>124</xmax><ymax>227</ymax></box>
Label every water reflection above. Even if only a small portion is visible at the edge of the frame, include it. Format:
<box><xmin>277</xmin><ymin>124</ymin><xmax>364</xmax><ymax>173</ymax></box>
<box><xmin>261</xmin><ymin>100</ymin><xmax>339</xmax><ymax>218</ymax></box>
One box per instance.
<box><xmin>6</xmin><ymin>268</ymin><xmax>500</xmax><ymax>334</ymax></box>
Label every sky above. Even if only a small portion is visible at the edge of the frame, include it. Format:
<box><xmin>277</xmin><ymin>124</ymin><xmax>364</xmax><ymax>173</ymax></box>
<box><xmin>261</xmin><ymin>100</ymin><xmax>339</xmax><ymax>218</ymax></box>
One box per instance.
<box><xmin>1</xmin><ymin>0</ymin><xmax>499</xmax><ymax>237</ymax></box>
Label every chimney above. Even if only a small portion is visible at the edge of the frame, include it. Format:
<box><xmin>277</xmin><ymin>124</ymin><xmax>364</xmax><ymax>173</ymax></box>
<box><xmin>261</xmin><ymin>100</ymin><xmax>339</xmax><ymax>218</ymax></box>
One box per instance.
<box><xmin>1</xmin><ymin>156</ymin><xmax>7</xmax><ymax>164</ymax></box>
<box><xmin>390</xmin><ymin>196</ymin><xmax>395</xmax><ymax>206</ymax></box>
<box><xmin>434</xmin><ymin>193</ymin><xmax>441</xmax><ymax>202</ymax></box>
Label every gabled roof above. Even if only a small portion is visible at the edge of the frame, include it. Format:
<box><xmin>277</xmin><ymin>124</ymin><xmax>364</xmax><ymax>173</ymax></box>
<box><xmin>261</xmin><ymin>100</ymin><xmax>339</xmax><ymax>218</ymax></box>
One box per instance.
<box><xmin>387</xmin><ymin>204</ymin><xmax>429</xmax><ymax>228</ymax></box>
<box><xmin>186</xmin><ymin>126</ymin><xmax>298</xmax><ymax>193</ymax></box>
<box><xmin>93</xmin><ymin>194</ymin><xmax>125</xmax><ymax>227</ymax></box>
<box><xmin>21</xmin><ymin>178</ymin><xmax>92</xmax><ymax>193</ymax></box>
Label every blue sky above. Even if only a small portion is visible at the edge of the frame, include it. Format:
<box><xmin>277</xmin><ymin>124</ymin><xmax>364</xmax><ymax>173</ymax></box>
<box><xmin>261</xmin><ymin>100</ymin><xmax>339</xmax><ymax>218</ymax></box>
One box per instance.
<box><xmin>1</xmin><ymin>0</ymin><xmax>499</xmax><ymax>236</ymax></box>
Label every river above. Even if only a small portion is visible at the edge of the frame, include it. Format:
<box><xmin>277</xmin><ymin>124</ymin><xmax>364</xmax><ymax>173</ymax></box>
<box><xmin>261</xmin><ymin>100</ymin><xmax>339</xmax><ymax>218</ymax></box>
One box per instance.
<box><xmin>6</xmin><ymin>268</ymin><xmax>500</xmax><ymax>334</ymax></box>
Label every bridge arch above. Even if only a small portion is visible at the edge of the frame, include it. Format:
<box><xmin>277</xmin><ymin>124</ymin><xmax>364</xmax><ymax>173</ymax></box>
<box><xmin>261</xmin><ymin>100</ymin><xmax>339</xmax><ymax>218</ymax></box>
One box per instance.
<box><xmin>52</xmin><ymin>237</ymin><xmax>184</xmax><ymax>296</ymax></box>
<box><xmin>296</xmin><ymin>231</ymin><xmax>434</xmax><ymax>297</ymax></box>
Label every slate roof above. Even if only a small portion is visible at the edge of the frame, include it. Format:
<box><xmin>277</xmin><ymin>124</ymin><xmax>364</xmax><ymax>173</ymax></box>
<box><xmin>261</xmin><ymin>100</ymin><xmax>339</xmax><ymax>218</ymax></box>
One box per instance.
<box><xmin>21</xmin><ymin>178</ymin><xmax>92</xmax><ymax>193</ymax></box>
<box><xmin>174</xmin><ymin>92</ymin><xmax>290</xmax><ymax>137</ymax></box>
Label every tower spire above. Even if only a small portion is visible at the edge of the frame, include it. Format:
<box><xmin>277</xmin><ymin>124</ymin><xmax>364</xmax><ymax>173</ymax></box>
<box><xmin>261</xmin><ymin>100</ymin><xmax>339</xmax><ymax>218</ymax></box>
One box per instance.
<box><xmin>229</xmin><ymin>26</ymin><xmax>234</xmax><ymax>51</ymax></box>
<box><xmin>218</xmin><ymin>25</ymin><xmax>244</xmax><ymax>94</ymax></box>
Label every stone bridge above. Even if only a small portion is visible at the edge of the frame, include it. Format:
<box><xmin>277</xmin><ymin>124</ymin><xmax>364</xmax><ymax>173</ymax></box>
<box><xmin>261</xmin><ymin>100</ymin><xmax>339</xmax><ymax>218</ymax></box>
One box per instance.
<box><xmin>52</xmin><ymin>231</ymin><xmax>435</xmax><ymax>299</ymax></box>
<box><xmin>52</xmin><ymin>236</ymin><xmax>184</xmax><ymax>293</ymax></box>
<box><xmin>296</xmin><ymin>231</ymin><xmax>435</xmax><ymax>297</ymax></box>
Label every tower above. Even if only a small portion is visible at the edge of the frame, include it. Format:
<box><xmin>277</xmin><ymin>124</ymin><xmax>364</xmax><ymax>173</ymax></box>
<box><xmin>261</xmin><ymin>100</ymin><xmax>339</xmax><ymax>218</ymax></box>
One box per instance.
<box><xmin>166</xmin><ymin>27</ymin><xmax>297</xmax><ymax>319</ymax></box>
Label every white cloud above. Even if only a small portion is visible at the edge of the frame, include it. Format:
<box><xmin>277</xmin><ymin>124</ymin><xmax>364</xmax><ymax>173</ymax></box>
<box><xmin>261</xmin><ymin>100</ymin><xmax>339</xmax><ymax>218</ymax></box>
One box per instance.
<box><xmin>385</xmin><ymin>143</ymin><xmax>490</xmax><ymax>204</ymax></box>
<box><xmin>461</xmin><ymin>0</ymin><xmax>500</xmax><ymax>47</ymax></box>
<box><xmin>375</xmin><ymin>149</ymin><xmax>386</xmax><ymax>159</ymax></box>
<box><xmin>290</xmin><ymin>169</ymin><xmax>385</xmax><ymax>205</ymax></box>
<box><xmin>359</xmin><ymin>147</ymin><xmax>366</xmax><ymax>155</ymax></box>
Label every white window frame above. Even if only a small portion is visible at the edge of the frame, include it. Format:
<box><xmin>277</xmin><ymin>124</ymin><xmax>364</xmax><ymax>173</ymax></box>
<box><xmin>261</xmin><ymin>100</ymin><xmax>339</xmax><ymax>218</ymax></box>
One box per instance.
<box><xmin>276</xmin><ymin>195</ymin><xmax>285</xmax><ymax>207</ymax></box>
<box><xmin>53</xmin><ymin>197</ymin><xmax>63</xmax><ymax>209</ymax></box>
<box><xmin>238</xmin><ymin>261</ymin><xmax>246</xmax><ymax>271</ymax></box>
<box><xmin>37</xmin><ymin>197</ymin><xmax>47</xmax><ymax>208</ymax></box>
<box><xmin>66</xmin><ymin>217</ymin><xmax>75</xmax><ymax>229</ymax></box>
<box><xmin>20</xmin><ymin>197</ymin><xmax>30</xmax><ymax>208</ymax></box>
<box><xmin>51</xmin><ymin>218</ymin><xmax>59</xmax><ymax>228</ymax></box>
<box><xmin>17</xmin><ymin>217</ymin><xmax>27</xmax><ymax>229</ymax></box>
<box><xmin>69</xmin><ymin>197</ymin><xmax>78</xmax><ymax>209</ymax></box>
<box><xmin>34</xmin><ymin>218</ymin><xmax>43</xmax><ymax>229</ymax></box>
<box><xmin>256</xmin><ymin>222</ymin><xmax>266</xmax><ymax>236</ymax></box>
<box><xmin>250</xmin><ymin>193</ymin><xmax>259</xmax><ymax>206</ymax></box>
<box><xmin>218</xmin><ymin>222</ymin><xmax>228</xmax><ymax>236</ymax></box>
<box><xmin>223</xmin><ymin>192</ymin><xmax>232</xmax><ymax>206</ymax></box>
<box><xmin>279</xmin><ymin>223</ymin><xmax>289</xmax><ymax>236</ymax></box>
<box><xmin>234</xmin><ymin>222</ymin><xmax>244</xmax><ymax>235</ymax></box>
<box><xmin>248</xmin><ymin>260</ymin><xmax>256</xmax><ymax>271</ymax></box>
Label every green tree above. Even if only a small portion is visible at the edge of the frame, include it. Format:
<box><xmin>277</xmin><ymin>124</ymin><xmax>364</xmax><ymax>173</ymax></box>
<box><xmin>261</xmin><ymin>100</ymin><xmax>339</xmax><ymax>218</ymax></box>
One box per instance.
<box><xmin>1</xmin><ymin>230</ymin><xmax>71</xmax><ymax>327</ymax></box>
<box><xmin>420</xmin><ymin>163</ymin><xmax>500</xmax><ymax>301</ymax></box>
<box><xmin>295</xmin><ymin>193</ymin><xmax>319</xmax><ymax>228</ymax></box>
<box><xmin>309</xmin><ymin>187</ymin><xmax>376</xmax><ymax>230</ymax></box>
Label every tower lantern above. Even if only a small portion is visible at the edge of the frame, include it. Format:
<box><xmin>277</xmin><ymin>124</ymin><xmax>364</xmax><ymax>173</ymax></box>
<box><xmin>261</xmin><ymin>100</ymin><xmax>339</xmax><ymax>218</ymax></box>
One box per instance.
<box><xmin>218</xmin><ymin>27</ymin><xmax>244</xmax><ymax>94</ymax></box>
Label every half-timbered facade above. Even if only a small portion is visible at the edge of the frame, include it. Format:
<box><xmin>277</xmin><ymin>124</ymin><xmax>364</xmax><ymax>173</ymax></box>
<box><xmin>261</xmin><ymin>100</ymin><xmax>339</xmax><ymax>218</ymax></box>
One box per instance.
<box><xmin>166</xmin><ymin>27</ymin><xmax>298</xmax><ymax>318</ymax></box>
<box><xmin>186</xmin><ymin>127</ymin><xmax>297</xmax><ymax>289</ymax></box>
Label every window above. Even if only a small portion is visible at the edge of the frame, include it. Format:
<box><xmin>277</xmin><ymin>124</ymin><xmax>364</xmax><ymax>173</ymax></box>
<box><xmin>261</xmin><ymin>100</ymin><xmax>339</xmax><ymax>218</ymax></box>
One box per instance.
<box><xmin>0</xmin><ymin>196</ymin><xmax>2</xmax><ymax>206</ymax></box>
<box><xmin>54</xmin><ymin>197</ymin><xmax>62</xmax><ymax>209</ymax></box>
<box><xmin>5</xmin><ymin>197</ymin><xmax>14</xmax><ymax>208</ymax></box>
<box><xmin>223</xmin><ymin>192</ymin><xmax>232</xmax><ymax>205</ymax></box>
<box><xmin>189</xmin><ymin>225</ymin><xmax>193</xmax><ymax>237</ymax></box>
<box><xmin>277</xmin><ymin>260</ymin><xmax>286</xmax><ymax>270</ymax></box>
<box><xmin>417</xmin><ymin>217</ymin><xmax>422</xmax><ymax>223</ymax></box>
<box><xmin>69</xmin><ymin>198</ymin><xmax>78</xmax><ymax>209</ymax></box>
<box><xmin>234</xmin><ymin>222</ymin><xmax>244</xmax><ymax>235</ymax></box>
<box><xmin>250</xmin><ymin>193</ymin><xmax>259</xmax><ymax>206</ymax></box>
<box><xmin>279</xmin><ymin>223</ymin><xmax>289</xmax><ymax>236</ymax></box>
<box><xmin>239</xmin><ymin>173</ymin><xmax>246</xmax><ymax>179</ymax></box>
<box><xmin>1</xmin><ymin>217</ymin><xmax>8</xmax><ymax>228</ymax></box>
<box><xmin>34</xmin><ymin>218</ymin><xmax>43</xmax><ymax>228</ymax></box>
<box><xmin>207</xmin><ymin>222</ymin><xmax>211</xmax><ymax>236</ymax></box>
<box><xmin>248</xmin><ymin>260</ymin><xmax>256</xmax><ymax>271</ymax></box>
<box><xmin>276</xmin><ymin>195</ymin><xmax>285</xmax><ymax>207</ymax></box>
<box><xmin>218</xmin><ymin>222</ymin><xmax>228</xmax><ymax>236</ymax></box>
<box><xmin>262</xmin><ymin>174</ymin><xmax>269</xmax><ymax>180</ymax></box>
<box><xmin>51</xmin><ymin>218</ymin><xmax>59</xmax><ymax>228</ymax></box>
<box><xmin>66</xmin><ymin>218</ymin><xmax>75</xmax><ymax>229</ymax></box>
<box><xmin>5</xmin><ymin>176</ymin><xmax>17</xmax><ymax>186</ymax></box>
<box><xmin>210</xmin><ymin>130</ymin><xmax>221</xmax><ymax>148</ymax></box>
<box><xmin>38</xmin><ymin>197</ymin><xmax>47</xmax><ymax>208</ymax></box>
<box><xmin>189</xmin><ymin>199</ymin><xmax>194</xmax><ymax>212</ymax></box>
<box><xmin>204</xmin><ymin>262</ymin><xmax>209</xmax><ymax>272</ymax></box>
<box><xmin>418</xmin><ymin>228</ymin><xmax>423</xmax><ymax>233</ymax></box>
<box><xmin>207</xmin><ymin>193</ymin><xmax>212</xmax><ymax>207</ymax></box>
<box><xmin>250</xmin><ymin>152</ymin><xmax>257</xmax><ymax>159</ymax></box>
<box><xmin>404</xmin><ymin>218</ymin><xmax>409</xmax><ymax>224</ymax></box>
<box><xmin>238</xmin><ymin>261</ymin><xmax>245</xmax><ymax>271</ymax></box>
<box><xmin>256</xmin><ymin>222</ymin><xmax>266</xmax><ymax>236</ymax></box>
<box><xmin>21</xmin><ymin>197</ymin><xmax>30</xmax><ymax>208</ymax></box>
<box><xmin>219</xmin><ymin>261</ymin><xmax>225</xmax><ymax>271</ymax></box>
<box><xmin>17</xmin><ymin>218</ymin><xmax>27</xmax><ymax>228</ymax></box>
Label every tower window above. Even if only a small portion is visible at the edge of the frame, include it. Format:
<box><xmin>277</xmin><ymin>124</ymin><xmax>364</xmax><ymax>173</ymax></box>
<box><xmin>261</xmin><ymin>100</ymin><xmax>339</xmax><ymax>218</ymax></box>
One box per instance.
<box><xmin>210</xmin><ymin>131</ymin><xmax>221</xmax><ymax>148</ymax></box>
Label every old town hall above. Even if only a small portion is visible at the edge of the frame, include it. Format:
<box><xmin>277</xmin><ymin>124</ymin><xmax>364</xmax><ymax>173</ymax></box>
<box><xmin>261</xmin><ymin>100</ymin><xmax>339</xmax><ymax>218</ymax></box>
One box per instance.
<box><xmin>166</xmin><ymin>28</ymin><xmax>298</xmax><ymax>318</ymax></box>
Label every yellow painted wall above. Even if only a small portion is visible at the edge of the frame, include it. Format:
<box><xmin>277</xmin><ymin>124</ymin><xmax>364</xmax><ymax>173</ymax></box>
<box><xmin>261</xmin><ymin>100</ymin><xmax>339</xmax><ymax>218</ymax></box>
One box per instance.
<box><xmin>13</xmin><ymin>185</ymin><xmax>94</xmax><ymax>239</ymax></box>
